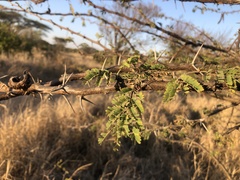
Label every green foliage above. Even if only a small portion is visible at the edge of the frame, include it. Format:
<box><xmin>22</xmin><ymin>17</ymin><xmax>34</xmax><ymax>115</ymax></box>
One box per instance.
<box><xmin>121</xmin><ymin>55</ymin><xmax>167</xmax><ymax>87</ymax></box>
<box><xmin>79</xmin><ymin>43</ymin><xmax>98</xmax><ymax>54</ymax></box>
<box><xmin>0</xmin><ymin>11</ymin><xmax>53</xmax><ymax>56</ymax></box>
<box><xmin>217</xmin><ymin>70</ymin><xmax>225</xmax><ymax>83</ymax></box>
<box><xmin>163</xmin><ymin>74</ymin><xmax>204</xmax><ymax>102</ymax></box>
<box><xmin>99</xmin><ymin>88</ymin><xmax>148</xmax><ymax>150</ymax></box>
<box><xmin>122</xmin><ymin>55</ymin><xmax>166</xmax><ymax>71</ymax></box>
<box><xmin>93</xmin><ymin>51</ymin><xmax>115</xmax><ymax>65</ymax></box>
<box><xmin>97</xmin><ymin>55</ymin><xmax>165</xmax><ymax>149</ymax></box>
<box><xmin>0</xmin><ymin>23</ymin><xmax>21</xmax><ymax>53</ymax></box>
<box><xmin>163</xmin><ymin>80</ymin><xmax>179</xmax><ymax>102</ymax></box>
<box><xmin>84</xmin><ymin>68</ymin><xmax>111</xmax><ymax>86</ymax></box>
<box><xmin>0</xmin><ymin>11</ymin><xmax>51</xmax><ymax>32</ymax></box>
<box><xmin>225</xmin><ymin>67</ymin><xmax>240</xmax><ymax>90</ymax></box>
<box><xmin>212</xmin><ymin>67</ymin><xmax>240</xmax><ymax>90</ymax></box>
<box><xmin>85</xmin><ymin>68</ymin><xmax>100</xmax><ymax>81</ymax></box>
<box><xmin>161</xmin><ymin>66</ymin><xmax>240</xmax><ymax>103</ymax></box>
<box><xmin>180</xmin><ymin>74</ymin><xmax>204</xmax><ymax>93</ymax></box>
<box><xmin>203</xmin><ymin>67</ymin><xmax>240</xmax><ymax>92</ymax></box>
<box><xmin>122</xmin><ymin>55</ymin><xmax>140</xmax><ymax>68</ymax></box>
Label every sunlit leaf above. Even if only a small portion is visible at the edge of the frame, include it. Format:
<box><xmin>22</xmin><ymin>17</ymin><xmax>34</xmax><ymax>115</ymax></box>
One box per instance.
<box><xmin>69</xmin><ymin>3</ymin><xmax>75</xmax><ymax>16</ymax></box>
<box><xmin>132</xmin><ymin>127</ymin><xmax>141</xmax><ymax>144</ymax></box>
<box><xmin>163</xmin><ymin>80</ymin><xmax>179</xmax><ymax>102</ymax></box>
<box><xmin>180</xmin><ymin>74</ymin><xmax>204</xmax><ymax>92</ymax></box>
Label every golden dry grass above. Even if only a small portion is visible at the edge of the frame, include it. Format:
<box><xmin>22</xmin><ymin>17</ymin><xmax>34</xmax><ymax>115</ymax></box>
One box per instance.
<box><xmin>0</xmin><ymin>52</ymin><xmax>240</xmax><ymax>179</ymax></box>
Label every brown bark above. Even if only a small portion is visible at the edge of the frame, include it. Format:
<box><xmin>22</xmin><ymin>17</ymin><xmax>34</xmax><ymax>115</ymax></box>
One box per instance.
<box><xmin>0</xmin><ymin>66</ymin><xmax>166</xmax><ymax>101</ymax></box>
<box><xmin>0</xmin><ymin>81</ymin><xmax>167</xmax><ymax>101</ymax></box>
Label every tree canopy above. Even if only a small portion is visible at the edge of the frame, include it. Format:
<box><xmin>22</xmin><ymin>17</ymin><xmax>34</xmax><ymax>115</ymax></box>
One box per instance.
<box><xmin>0</xmin><ymin>10</ymin><xmax>52</xmax><ymax>54</ymax></box>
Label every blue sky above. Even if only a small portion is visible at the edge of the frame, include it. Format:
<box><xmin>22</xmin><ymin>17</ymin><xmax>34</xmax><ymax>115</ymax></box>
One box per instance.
<box><xmin>162</xmin><ymin>1</ymin><xmax>239</xmax><ymax>37</ymax></box>
<box><xmin>1</xmin><ymin>0</ymin><xmax>240</xmax><ymax>51</ymax></box>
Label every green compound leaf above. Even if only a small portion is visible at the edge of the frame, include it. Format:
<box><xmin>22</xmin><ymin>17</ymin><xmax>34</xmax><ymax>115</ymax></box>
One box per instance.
<box><xmin>122</xmin><ymin>124</ymin><xmax>130</xmax><ymax>136</ymax></box>
<box><xmin>98</xmin><ymin>132</ymin><xmax>109</xmax><ymax>145</ymax></box>
<box><xmin>84</xmin><ymin>68</ymin><xmax>111</xmax><ymax>86</ymax></box>
<box><xmin>112</xmin><ymin>95</ymin><xmax>129</xmax><ymax>106</ymax></box>
<box><xmin>225</xmin><ymin>68</ymin><xmax>240</xmax><ymax>89</ymax></box>
<box><xmin>84</xmin><ymin>68</ymin><xmax>100</xmax><ymax>82</ymax></box>
<box><xmin>120</xmin><ymin>87</ymin><xmax>132</xmax><ymax>94</ymax></box>
<box><xmin>163</xmin><ymin>80</ymin><xmax>179</xmax><ymax>102</ymax></box>
<box><xmin>180</xmin><ymin>74</ymin><xmax>204</xmax><ymax>92</ymax></box>
<box><xmin>226</xmin><ymin>73</ymin><xmax>233</xmax><ymax>87</ymax></box>
<box><xmin>129</xmin><ymin>106</ymin><xmax>140</xmax><ymax>120</ymax></box>
<box><xmin>96</xmin><ymin>70</ymin><xmax>110</xmax><ymax>86</ymax></box>
<box><xmin>132</xmin><ymin>127</ymin><xmax>141</xmax><ymax>144</ymax></box>
<box><xmin>121</xmin><ymin>55</ymin><xmax>140</xmax><ymax>68</ymax></box>
<box><xmin>101</xmin><ymin>88</ymin><xmax>146</xmax><ymax>149</ymax></box>
<box><xmin>134</xmin><ymin>99</ymin><xmax>144</xmax><ymax>113</ymax></box>
<box><xmin>217</xmin><ymin>70</ymin><xmax>225</xmax><ymax>83</ymax></box>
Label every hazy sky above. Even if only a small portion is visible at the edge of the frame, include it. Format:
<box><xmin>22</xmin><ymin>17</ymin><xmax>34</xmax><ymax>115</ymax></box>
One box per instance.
<box><xmin>1</xmin><ymin>0</ymin><xmax>240</xmax><ymax>51</ymax></box>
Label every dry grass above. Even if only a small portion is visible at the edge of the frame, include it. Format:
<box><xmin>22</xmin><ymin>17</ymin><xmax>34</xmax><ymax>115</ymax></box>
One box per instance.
<box><xmin>0</xmin><ymin>51</ymin><xmax>100</xmax><ymax>82</ymax></box>
<box><xmin>0</xmin><ymin>52</ymin><xmax>240</xmax><ymax>179</ymax></box>
<box><xmin>0</xmin><ymin>93</ymin><xmax>239</xmax><ymax>179</ymax></box>
<box><xmin>0</xmin><ymin>97</ymin><xmax>106</xmax><ymax>179</ymax></box>
<box><xmin>143</xmin><ymin>92</ymin><xmax>240</xmax><ymax>179</ymax></box>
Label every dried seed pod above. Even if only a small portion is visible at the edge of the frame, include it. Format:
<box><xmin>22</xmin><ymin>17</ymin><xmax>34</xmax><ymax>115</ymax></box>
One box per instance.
<box><xmin>8</xmin><ymin>71</ymin><xmax>32</xmax><ymax>90</ymax></box>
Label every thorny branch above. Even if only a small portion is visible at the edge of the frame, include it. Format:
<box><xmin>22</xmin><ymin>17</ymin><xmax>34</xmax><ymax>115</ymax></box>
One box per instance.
<box><xmin>86</xmin><ymin>1</ymin><xmax>229</xmax><ymax>53</ymax></box>
<box><xmin>2</xmin><ymin>3</ymin><xmax>135</xmax><ymax>53</ymax></box>
<box><xmin>1</xmin><ymin>0</ymin><xmax>233</xmax><ymax>54</ymax></box>
<box><xmin>1</xmin><ymin>61</ymin><xmax>240</xmax><ymax>102</ymax></box>
<box><xmin>5</xmin><ymin>2</ymin><xmax>112</xmax><ymax>52</ymax></box>
<box><xmin>0</xmin><ymin>63</ymin><xmax>170</xmax><ymax>101</ymax></box>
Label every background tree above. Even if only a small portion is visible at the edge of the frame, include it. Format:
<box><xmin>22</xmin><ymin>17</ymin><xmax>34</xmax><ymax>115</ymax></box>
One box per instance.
<box><xmin>54</xmin><ymin>37</ymin><xmax>68</xmax><ymax>51</ymax></box>
<box><xmin>0</xmin><ymin>22</ymin><xmax>21</xmax><ymax>55</ymax></box>
<box><xmin>97</xmin><ymin>2</ymin><xmax>161</xmax><ymax>64</ymax></box>
<box><xmin>0</xmin><ymin>11</ymin><xmax>51</xmax><ymax>57</ymax></box>
<box><xmin>79</xmin><ymin>43</ymin><xmax>98</xmax><ymax>54</ymax></box>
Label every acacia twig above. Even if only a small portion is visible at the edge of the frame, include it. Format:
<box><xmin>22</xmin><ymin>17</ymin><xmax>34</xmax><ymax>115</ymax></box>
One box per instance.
<box><xmin>191</xmin><ymin>43</ymin><xmax>204</xmax><ymax>75</ymax></box>
<box><xmin>87</xmin><ymin>1</ymin><xmax>228</xmax><ymax>53</ymax></box>
<box><xmin>7</xmin><ymin>2</ymin><xmax>111</xmax><ymax>52</ymax></box>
